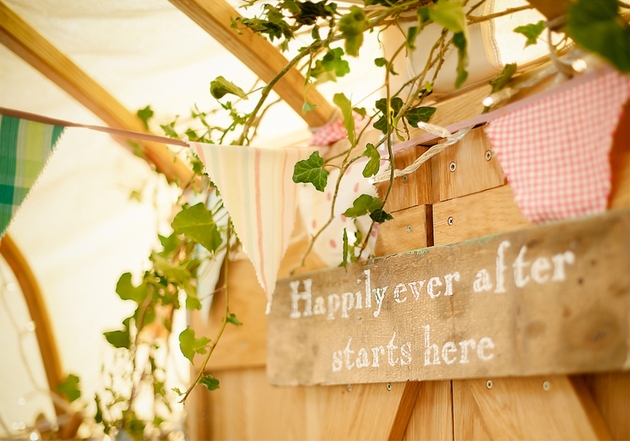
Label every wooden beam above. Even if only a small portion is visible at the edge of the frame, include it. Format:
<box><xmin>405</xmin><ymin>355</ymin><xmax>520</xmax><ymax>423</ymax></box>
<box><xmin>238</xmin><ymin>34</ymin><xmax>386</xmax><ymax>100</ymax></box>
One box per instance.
<box><xmin>0</xmin><ymin>234</ymin><xmax>65</xmax><ymax>415</ymax></box>
<box><xmin>0</xmin><ymin>2</ymin><xmax>193</xmax><ymax>187</ymax></box>
<box><xmin>169</xmin><ymin>0</ymin><xmax>335</xmax><ymax>128</ymax></box>
<box><xmin>526</xmin><ymin>0</ymin><xmax>571</xmax><ymax>21</ymax></box>
<box><xmin>388</xmin><ymin>381</ymin><xmax>422</xmax><ymax>441</ymax></box>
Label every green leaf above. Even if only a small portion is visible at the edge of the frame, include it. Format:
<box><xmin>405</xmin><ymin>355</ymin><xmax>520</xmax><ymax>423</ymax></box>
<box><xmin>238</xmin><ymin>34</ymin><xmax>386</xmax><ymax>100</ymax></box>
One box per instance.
<box><xmin>210</xmin><ymin>76</ymin><xmax>248</xmax><ymax>100</ymax></box>
<box><xmin>513</xmin><ymin>20</ymin><xmax>545</xmax><ymax>47</ymax></box>
<box><xmin>186</xmin><ymin>293</ymin><xmax>202</xmax><ymax>311</ymax></box>
<box><xmin>333</xmin><ymin>93</ymin><xmax>356</xmax><ymax>146</ymax></box>
<box><xmin>362</xmin><ymin>143</ymin><xmax>380</xmax><ymax>178</ymax></box>
<box><xmin>158</xmin><ymin>232</ymin><xmax>181</xmax><ymax>257</ymax></box>
<box><xmin>452</xmin><ymin>31</ymin><xmax>468</xmax><ymax>89</ymax></box>
<box><xmin>172</xmin><ymin>203</ymin><xmax>223</xmax><ymax>253</ymax></box>
<box><xmin>418</xmin><ymin>7</ymin><xmax>431</xmax><ymax>30</ymax></box>
<box><xmin>369</xmin><ymin>208</ymin><xmax>394</xmax><ymax>223</ymax></box>
<box><xmin>226</xmin><ymin>313</ymin><xmax>243</xmax><ymax>326</ymax></box>
<box><xmin>292</xmin><ymin>151</ymin><xmax>329</xmax><ymax>192</ymax></box>
<box><xmin>567</xmin><ymin>0</ymin><xmax>630</xmax><ymax>73</ymax></box>
<box><xmin>302</xmin><ymin>101</ymin><xmax>317</xmax><ymax>114</ymax></box>
<box><xmin>405</xmin><ymin>106</ymin><xmax>437</xmax><ymax>128</ymax></box>
<box><xmin>152</xmin><ymin>253</ymin><xmax>192</xmax><ymax>284</ymax></box>
<box><xmin>339</xmin><ymin>6</ymin><xmax>366</xmax><ymax>56</ymax></box>
<box><xmin>428</xmin><ymin>0</ymin><xmax>466</xmax><ymax>34</ymax></box>
<box><xmin>374</xmin><ymin>57</ymin><xmax>398</xmax><ymax>75</ymax></box>
<box><xmin>340</xmin><ymin>228</ymin><xmax>349</xmax><ymax>269</ymax></box>
<box><xmin>310</xmin><ymin>47</ymin><xmax>350</xmax><ymax>81</ymax></box>
<box><xmin>136</xmin><ymin>105</ymin><xmax>153</xmax><ymax>130</ymax></box>
<box><xmin>200</xmin><ymin>375</ymin><xmax>220</xmax><ymax>391</ymax></box>
<box><xmin>343</xmin><ymin>194</ymin><xmax>382</xmax><ymax>218</ymax></box>
<box><xmin>57</xmin><ymin>374</ymin><xmax>81</xmax><ymax>403</ymax></box>
<box><xmin>160</xmin><ymin>123</ymin><xmax>179</xmax><ymax>139</ymax></box>
<box><xmin>489</xmin><ymin>63</ymin><xmax>517</xmax><ymax>94</ymax></box>
<box><xmin>406</xmin><ymin>26</ymin><xmax>419</xmax><ymax>49</ymax></box>
<box><xmin>115</xmin><ymin>273</ymin><xmax>147</xmax><ymax>303</ymax></box>
<box><xmin>94</xmin><ymin>395</ymin><xmax>103</xmax><ymax>424</ymax></box>
<box><xmin>171</xmin><ymin>387</ymin><xmax>183</xmax><ymax>396</ymax></box>
<box><xmin>179</xmin><ymin>327</ymin><xmax>210</xmax><ymax>364</ymax></box>
<box><xmin>373</xmin><ymin>97</ymin><xmax>403</xmax><ymax>134</ymax></box>
<box><xmin>104</xmin><ymin>317</ymin><xmax>131</xmax><ymax>349</ymax></box>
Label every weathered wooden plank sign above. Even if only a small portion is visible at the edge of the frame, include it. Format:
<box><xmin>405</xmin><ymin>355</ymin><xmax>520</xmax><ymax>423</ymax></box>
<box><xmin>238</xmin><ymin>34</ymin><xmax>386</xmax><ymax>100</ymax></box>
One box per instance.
<box><xmin>268</xmin><ymin>208</ymin><xmax>630</xmax><ymax>386</ymax></box>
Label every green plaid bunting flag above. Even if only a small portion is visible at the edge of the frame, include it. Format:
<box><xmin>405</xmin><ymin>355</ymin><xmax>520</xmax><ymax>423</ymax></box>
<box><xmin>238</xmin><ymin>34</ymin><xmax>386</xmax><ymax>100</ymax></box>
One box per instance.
<box><xmin>1</xmin><ymin>115</ymin><xmax>65</xmax><ymax>237</ymax></box>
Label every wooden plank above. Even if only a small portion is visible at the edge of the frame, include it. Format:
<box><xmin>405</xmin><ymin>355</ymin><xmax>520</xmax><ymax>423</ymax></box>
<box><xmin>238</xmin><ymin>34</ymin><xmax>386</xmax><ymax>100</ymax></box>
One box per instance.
<box><xmin>388</xmin><ymin>381</ymin><xmax>422</xmax><ymax>441</ymax></box>
<box><xmin>169</xmin><ymin>0</ymin><xmax>334</xmax><ymax>127</ymax></box>
<box><xmin>202</xmin><ymin>366</ymin><xmax>410</xmax><ymax>440</ymax></box>
<box><xmin>268</xmin><ymin>208</ymin><xmax>630</xmax><ymax>385</ymax></box>
<box><xmin>453</xmin><ymin>376</ymin><xmax>612</xmax><ymax>440</ymax></box>
<box><xmin>375</xmin><ymin>205</ymin><xmax>430</xmax><ymax>257</ymax></box>
<box><xmin>526</xmin><ymin>0</ymin><xmax>571</xmax><ymax>21</ymax></box>
<box><xmin>584</xmin><ymin>372</ymin><xmax>630</xmax><ymax>440</ymax></box>
<box><xmin>403</xmin><ymin>381</ymin><xmax>453</xmax><ymax>441</ymax></box>
<box><xmin>430</xmin><ymin>127</ymin><xmax>504</xmax><ymax>203</ymax></box>
<box><xmin>609</xmin><ymin>100</ymin><xmax>630</xmax><ymax>210</ymax></box>
<box><xmin>376</xmin><ymin>146</ymin><xmax>434</xmax><ymax>213</ymax></box>
<box><xmin>433</xmin><ymin>185</ymin><xmax>530</xmax><ymax>245</ymax></box>
<box><xmin>0</xmin><ymin>2</ymin><xmax>193</xmax><ymax>187</ymax></box>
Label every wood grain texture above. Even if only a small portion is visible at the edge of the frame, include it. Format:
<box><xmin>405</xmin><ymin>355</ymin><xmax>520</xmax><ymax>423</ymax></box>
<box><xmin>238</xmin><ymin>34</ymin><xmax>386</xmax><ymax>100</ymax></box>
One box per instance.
<box><xmin>430</xmin><ymin>128</ymin><xmax>504</xmax><ymax>203</ymax></box>
<box><xmin>453</xmin><ymin>376</ymin><xmax>612</xmax><ymax>440</ymax></box>
<box><xmin>403</xmin><ymin>381</ymin><xmax>453</xmax><ymax>441</ymax></box>
<box><xmin>203</xmin><ymin>367</ymin><xmax>409</xmax><ymax>440</ymax></box>
<box><xmin>584</xmin><ymin>372</ymin><xmax>630</xmax><ymax>440</ymax></box>
<box><xmin>0</xmin><ymin>2</ymin><xmax>193</xmax><ymax>187</ymax></box>
<box><xmin>388</xmin><ymin>381</ymin><xmax>422</xmax><ymax>441</ymax></box>
<box><xmin>609</xmin><ymin>100</ymin><xmax>630</xmax><ymax>210</ymax></box>
<box><xmin>433</xmin><ymin>185</ymin><xmax>530</xmax><ymax>245</ymax></box>
<box><xmin>169</xmin><ymin>0</ymin><xmax>334</xmax><ymax>127</ymax></box>
<box><xmin>526</xmin><ymin>0</ymin><xmax>571</xmax><ymax>21</ymax></box>
<box><xmin>375</xmin><ymin>205</ymin><xmax>430</xmax><ymax>257</ymax></box>
<box><xmin>268</xmin><ymin>208</ymin><xmax>630</xmax><ymax>386</ymax></box>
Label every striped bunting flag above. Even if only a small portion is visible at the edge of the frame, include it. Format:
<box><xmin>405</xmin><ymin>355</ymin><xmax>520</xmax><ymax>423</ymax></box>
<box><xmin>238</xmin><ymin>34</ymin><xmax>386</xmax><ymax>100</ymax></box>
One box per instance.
<box><xmin>190</xmin><ymin>142</ymin><xmax>311</xmax><ymax>305</ymax></box>
<box><xmin>1</xmin><ymin>115</ymin><xmax>65</xmax><ymax>237</ymax></box>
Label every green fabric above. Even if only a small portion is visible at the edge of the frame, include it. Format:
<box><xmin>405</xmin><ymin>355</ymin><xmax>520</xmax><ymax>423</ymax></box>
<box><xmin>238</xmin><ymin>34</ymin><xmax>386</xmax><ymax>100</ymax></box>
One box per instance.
<box><xmin>0</xmin><ymin>115</ymin><xmax>65</xmax><ymax>237</ymax></box>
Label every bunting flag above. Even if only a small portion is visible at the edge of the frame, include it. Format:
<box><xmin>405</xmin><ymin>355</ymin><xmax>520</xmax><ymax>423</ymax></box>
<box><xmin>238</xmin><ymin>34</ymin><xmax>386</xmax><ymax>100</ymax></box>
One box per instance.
<box><xmin>485</xmin><ymin>70</ymin><xmax>630</xmax><ymax>224</ymax></box>
<box><xmin>190</xmin><ymin>142</ymin><xmax>311</xmax><ymax>305</ymax></box>
<box><xmin>1</xmin><ymin>115</ymin><xmax>65</xmax><ymax>237</ymax></box>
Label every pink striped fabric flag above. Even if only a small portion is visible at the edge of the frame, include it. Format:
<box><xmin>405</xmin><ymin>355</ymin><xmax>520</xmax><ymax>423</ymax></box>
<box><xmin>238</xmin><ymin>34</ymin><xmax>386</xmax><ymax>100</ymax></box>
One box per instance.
<box><xmin>190</xmin><ymin>143</ymin><xmax>311</xmax><ymax>305</ymax></box>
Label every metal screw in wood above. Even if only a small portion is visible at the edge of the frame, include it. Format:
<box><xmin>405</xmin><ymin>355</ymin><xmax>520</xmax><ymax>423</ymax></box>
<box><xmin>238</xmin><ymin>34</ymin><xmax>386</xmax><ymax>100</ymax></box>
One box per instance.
<box><xmin>485</xmin><ymin>150</ymin><xmax>492</xmax><ymax>161</ymax></box>
<box><xmin>401</xmin><ymin>175</ymin><xmax>408</xmax><ymax>183</ymax></box>
<box><xmin>347</xmin><ymin>384</ymin><xmax>352</xmax><ymax>392</ymax></box>
<box><xmin>486</xmin><ymin>379</ymin><xmax>493</xmax><ymax>389</ymax></box>
<box><xmin>449</xmin><ymin>161</ymin><xmax>457</xmax><ymax>172</ymax></box>
<box><xmin>407</xmin><ymin>225</ymin><xmax>412</xmax><ymax>233</ymax></box>
<box><xmin>447</xmin><ymin>216</ymin><xmax>454</xmax><ymax>226</ymax></box>
<box><xmin>542</xmin><ymin>381</ymin><xmax>551</xmax><ymax>391</ymax></box>
<box><xmin>386</xmin><ymin>383</ymin><xmax>392</xmax><ymax>391</ymax></box>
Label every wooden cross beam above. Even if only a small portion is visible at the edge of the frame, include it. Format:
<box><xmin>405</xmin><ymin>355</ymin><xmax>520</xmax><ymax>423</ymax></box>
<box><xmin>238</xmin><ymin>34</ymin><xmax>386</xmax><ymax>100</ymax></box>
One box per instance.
<box><xmin>169</xmin><ymin>0</ymin><xmax>336</xmax><ymax>128</ymax></box>
<box><xmin>0</xmin><ymin>2</ymin><xmax>194</xmax><ymax>188</ymax></box>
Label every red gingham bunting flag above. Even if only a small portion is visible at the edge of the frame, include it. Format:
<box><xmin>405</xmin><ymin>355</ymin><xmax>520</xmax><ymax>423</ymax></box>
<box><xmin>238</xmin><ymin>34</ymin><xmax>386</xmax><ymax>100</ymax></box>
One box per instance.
<box><xmin>310</xmin><ymin>112</ymin><xmax>368</xmax><ymax>146</ymax></box>
<box><xmin>485</xmin><ymin>71</ymin><xmax>630</xmax><ymax>224</ymax></box>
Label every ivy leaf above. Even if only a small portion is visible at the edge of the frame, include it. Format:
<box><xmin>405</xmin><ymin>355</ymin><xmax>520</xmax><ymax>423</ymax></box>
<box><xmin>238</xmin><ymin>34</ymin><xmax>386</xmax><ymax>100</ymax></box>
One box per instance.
<box><xmin>310</xmin><ymin>48</ymin><xmax>350</xmax><ymax>81</ymax></box>
<box><xmin>370</xmin><ymin>208</ymin><xmax>394</xmax><ymax>223</ymax></box>
<box><xmin>179</xmin><ymin>327</ymin><xmax>210</xmax><ymax>364</ymax></box>
<box><xmin>152</xmin><ymin>253</ymin><xmax>192</xmax><ymax>284</ymax></box>
<box><xmin>302</xmin><ymin>101</ymin><xmax>317</xmax><ymax>114</ymax></box>
<box><xmin>567</xmin><ymin>0</ymin><xmax>630</xmax><ymax>73</ymax></box>
<box><xmin>94</xmin><ymin>395</ymin><xmax>104</xmax><ymax>424</ymax></box>
<box><xmin>210</xmin><ymin>76</ymin><xmax>248</xmax><ymax>100</ymax></box>
<box><xmin>374</xmin><ymin>57</ymin><xmax>398</xmax><ymax>75</ymax></box>
<box><xmin>452</xmin><ymin>31</ymin><xmax>468</xmax><ymax>89</ymax></box>
<box><xmin>340</xmin><ymin>228</ymin><xmax>349</xmax><ymax>269</ymax></box>
<box><xmin>171</xmin><ymin>387</ymin><xmax>183</xmax><ymax>396</ymax></box>
<box><xmin>417</xmin><ymin>7</ymin><xmax>432</xmax><ymax>30</ymax></box>
<box><xmin>362</xmin><ymin>143</ymin><xmax>380</xmax><ymax>177</ymax></box>
<box><xmin>339</xmin><ymin>6</ymin><xmax>366</xmax><ymax>56</ymax></box>
<box><xmin>172</xmin><ymin>203</ymin><xmax>223</xmax><ymax>253</ymax></box>
<box><xmin>199</xmin><ymin>375</ymin><xmax>220</xmax><ymax>391</ymax></box>
<box><xmin>343</xmin><ymin>194</ymin><xmax>382</xmax><ymax>218</ymax></box>
<box><xmin>136</xmin><ymin>105</ymin><xmax>153</xmax><ymax>131</ymax></box>
<box><xmin>185</xmin><ymin>287</ymin><xmax>202</xmax><ymax>311</ymax></box>
<box><xmin>158</xmin><ymin>232</ymin><xmax>181</xmax><ymax>257</ymax></box>
<box><xmin>116</xmin><ymin>273</ymin><xmax>147</xmax><ymax>303</ymax></box>
<box><xmin>373</xmin><ymin>97</ymin><xmax>403</xmax><ymax>134</ymax></box>
<box><xmin>513</xmin><ymin>20</ymin><xmax>545</xmax><ymax>47</ymax></box>
<box><xmin>57</xmin><ymin>374</ymin><xmax>81</xmax><ymax>403</ymax></box>
<box><xmin>160</xmin><ymin>123</ymin><xmax>179</xmax><ymax>139</ymax></box>
<box><xmin>428</xmin><ymin>0</ymin><xmax>466</xmax><ymax>34</ymax></box>
<box><xmin>405</xmin><ymin>106</ymin><xmax>437</xmax><ymax>128</ymax></box>
<box><xmin>489</xmin><ymin>63</ymin><xmax>517</xmax><ymax>94</ymax></box>
<box><xmin>104</xmin><ymin>318</ymin><xmax>131</xmax><ymax>349</ymax></box>
<box><xmin>292</xmin><ymin>151</ymin><xmax>329</xmax><ymax>192</ymax></box>
<box><xmin>333</xmin><ymin>93</ymin><xmax>356</xmax><ymax>146</ymax></box>
<box><xmin>226</xmin><ymin>313</ymin><xmax>243</xmax><ymax>326</ymax></box>
<box><xmin>406</xmin><ymin>26</ymin><xmax>419</xmax><ymax>49</ymax></box>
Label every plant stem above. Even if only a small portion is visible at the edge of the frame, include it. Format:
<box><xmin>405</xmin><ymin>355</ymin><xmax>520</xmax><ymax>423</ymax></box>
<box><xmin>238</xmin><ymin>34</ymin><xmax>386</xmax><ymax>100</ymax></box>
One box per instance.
<box><xmin>467</xmin><ymin>4</ymin><xmax>533</xmax><ymax>24</ymax></box>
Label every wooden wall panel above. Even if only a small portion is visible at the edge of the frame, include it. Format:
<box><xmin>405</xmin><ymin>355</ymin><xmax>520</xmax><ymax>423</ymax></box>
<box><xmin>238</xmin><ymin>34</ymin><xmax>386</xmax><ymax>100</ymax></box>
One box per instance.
<box><xmin>403</xmin><ymin>381</ymin><xmax>453</xmax><ymax>441</ymax></box>
<box><xmin>374</xmin><ymin>204</ymin><xmax>430</xmax><ymax>256</ymax></box>
<box><xmin>584</xmin><ymin>373</ymin><xmax>630</xmax><ymax>441</ymax></box>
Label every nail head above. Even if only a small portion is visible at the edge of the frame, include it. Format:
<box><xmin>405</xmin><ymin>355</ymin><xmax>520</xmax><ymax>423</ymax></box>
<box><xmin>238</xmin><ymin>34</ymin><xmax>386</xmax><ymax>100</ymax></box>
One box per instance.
<box><xmin>449</xmin><ymin>161</ymin><xmax>456</xmax><ymax>172</ymax></box>
<box><xmin>447</xmin><ymin>216</ymin><xmax>454</xmax><ymax>226</ymax></box>
<box><xmin>485</xmin><ymin>150</ymin><xmax>492</xmax><ymax>161</ymax></box>
<box><xmin>386</xmin><ymin>383</ymin><xmax>392</xmax><ymax>391</ymax></box>
<box><xmin>486</xmin><ymin>379</ymin><xmax>493</xmax><ymax>389</ymax></box>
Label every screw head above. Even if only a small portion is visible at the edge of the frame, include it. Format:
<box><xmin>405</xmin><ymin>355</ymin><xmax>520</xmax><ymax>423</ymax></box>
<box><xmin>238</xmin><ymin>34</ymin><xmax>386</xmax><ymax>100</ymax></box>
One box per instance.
<box><xmin>543</xmin><ymin>381</ymin><xmax>551</xmax><ymax>391</ymax></box>
<box><xmin>485</xmin><ymin>150</ymin><xmax>492</xmax><ymax>161</ymax></box>
<box><xmin>401</xmin><ymin>175</ymin><xmax>408</xmax><ymax>183</ymax></box>
<box><xmin>386</xmin><ymin>383</ymin><xmax>392</xmax><ymax>391</ymax></box>
<box><xmin>347</xmin><ymin>384</ymin><xmax>352</xmax><ymax>392</ymax></box>
<box><xmin>406</xmin><ymin>225</ymin><xmax>412</xmax><ymax>233</ymax></box>
<box><xmin>486</xmin><ymin>379</ymin><xmax>493</xmax><ymax>389</ymax></box>
<box><xmin>447</xmin><ymin>216</ymin><xmax>454</xmax><ymax>226</ymax></box>
<box><xmin>449</xmin><ymin>161</ymin><xmax>457</xmax><ymax>172</ymax></box>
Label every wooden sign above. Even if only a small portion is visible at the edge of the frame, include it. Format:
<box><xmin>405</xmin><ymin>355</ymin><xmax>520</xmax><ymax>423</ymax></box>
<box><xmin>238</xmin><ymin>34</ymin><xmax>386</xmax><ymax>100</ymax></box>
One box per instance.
<box><xmin>268</xmin><ymin>208</ymin><xmax>630</xmax><ymax>386</ymax></box>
